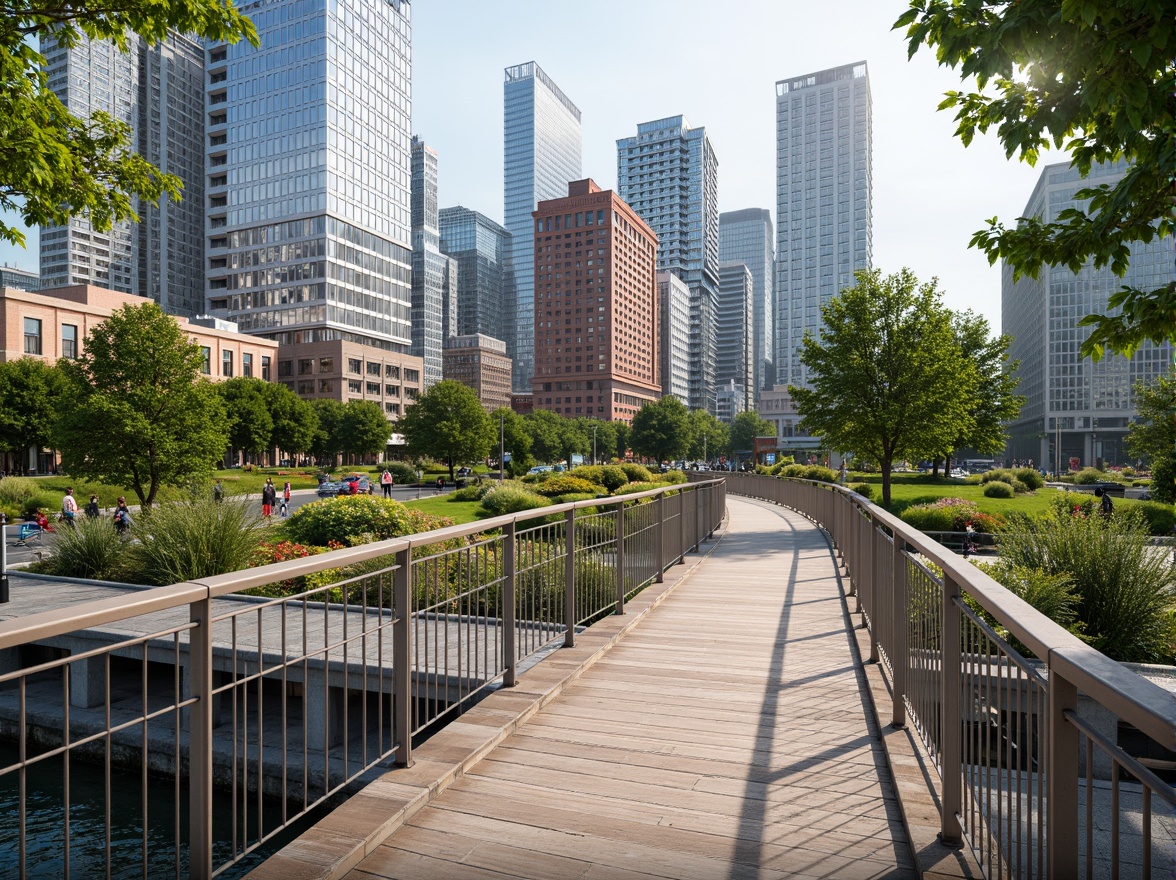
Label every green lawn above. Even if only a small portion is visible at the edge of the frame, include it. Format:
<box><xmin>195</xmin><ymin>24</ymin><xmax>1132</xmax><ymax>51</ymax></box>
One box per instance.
<box><xmin>402</xmin><ymin>494</ymin><xmax>484</xmax><ymax>525</ymax></box>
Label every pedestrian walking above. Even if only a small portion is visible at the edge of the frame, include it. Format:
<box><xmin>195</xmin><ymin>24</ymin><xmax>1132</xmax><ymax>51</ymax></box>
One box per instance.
<box><xmin>213</xmin><ymin>480</ymin><xmax>224</xmax><ymax>503</ymax></box>
<box><xmin>113</xmin><ymin>497</ymin><xmax>133</xmax><ymax>536</ymax></box>
<box><xmin>281</xmin><ymin>481</ymin><xmax>292</xmax><ymax>517</ymax></box>
<box><xmin>84</xmin><ymin>494</ymin><xmax>100</xmax><ymax>519</ymax></box>
<box><xmin>262</xmin><ymin>479</ymin><xmax>277</xmax><ymax>519</ymax></box>
<box><xmin>1095</xmin><ymin>487</ymin><xmax>1114</xmax><ymax>518</ymax></box>
<box><xmin>380</xmin><ymin>468</ymin><xmax>393</xmax><ymax>498</ymax></box>
<box><xmin>61</xmin><ymin>488</ymin><xmax>78</xmax><ymax>526</ymax></box>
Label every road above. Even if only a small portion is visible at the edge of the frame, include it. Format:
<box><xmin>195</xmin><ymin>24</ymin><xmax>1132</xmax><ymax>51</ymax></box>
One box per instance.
<box><xmin>1</xmin><ymin>484</ymin><xmax>452</xmax><ymax>569</ymax></box>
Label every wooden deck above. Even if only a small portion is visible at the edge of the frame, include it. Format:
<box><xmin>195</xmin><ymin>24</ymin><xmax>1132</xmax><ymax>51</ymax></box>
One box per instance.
<box><xmin>341</xmin><ymin>495</ymin><xmax>915</xmax><ymax>880</ymax></box>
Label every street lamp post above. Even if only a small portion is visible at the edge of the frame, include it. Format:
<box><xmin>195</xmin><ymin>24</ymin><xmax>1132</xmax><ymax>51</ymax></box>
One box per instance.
<box><xmin>703</xmin><ymin>433</ymin><xmax>707</xmax><ymax>467</ymax></box>
<box><xmin>592</xmin><ymin>425</ymin><xmax>597</xmax><ymax>465</ymax></box>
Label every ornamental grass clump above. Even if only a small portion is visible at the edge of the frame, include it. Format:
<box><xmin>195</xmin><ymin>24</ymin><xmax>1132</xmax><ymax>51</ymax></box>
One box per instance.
<box><xmin>478</xmin><ymin>484</ymin><xmax>550</xmax><ymax>516</ymax></box>
<box><xmin>131</xmin><ymin>496</ymin><xmax>266</xmax><ymax>586</ymax></box>
<box><xmin>49</xmin><ymin>515</ymin><xmax>135</xmax><ymax>581</ymax></box>
<box><xmin>534</xmin><ymin>475</ymin><xmax>601</xmax><ymax>498</ymax></box>
<box><xmin>995</xmin><ymin>508</ymin><xmax>1176</xmax><ymax>663</ymax></box>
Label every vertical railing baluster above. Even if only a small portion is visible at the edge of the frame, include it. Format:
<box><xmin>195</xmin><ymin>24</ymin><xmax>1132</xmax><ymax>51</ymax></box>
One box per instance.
<box><xmin>564</xmin><ymin>508</ymin><xmax>576</xmax><ymax>648</ymax></box>
<box><xmin>940</xmin><ymin>572</ymin><xmax>963</xmax><ymax>847</ymax></box>
<box><xmin>1047</xmin><ymin>669</ymin><xmax>1079</xmax><ymax>879</ymax></box>
<box><xmin>188</xmin><ymin>595</ymin><xmax>212</xmax><ymax>880</ymax></box>
<box><xmin>503</xmin><ymin>522</ymin><xmax>517</xmax><ymax>687</ymax></box>
<box><xmin>891</xmin><ymin>537</ymin><xmax>908</xmax><ymax>729</ymax></box>
<box><xmin>655</xmin><ymin>493</ymin><xmax>665</xmax><ymax>581</ymax></box>
<box><xmin>615</xmin><ymin>503</ymin><xmax>626</xmax><ymax>614</ymax></box>
<box><xmin>393</xmin><ymin>544</ymin><xmax>413</xmax><ymax>767</ymax></box>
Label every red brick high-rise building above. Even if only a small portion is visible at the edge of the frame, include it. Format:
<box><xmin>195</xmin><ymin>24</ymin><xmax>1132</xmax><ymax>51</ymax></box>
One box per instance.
<box><xmin>531</xmin><ymin>179</ymin><xmax>660</xmax><ymax>423</ymax></box>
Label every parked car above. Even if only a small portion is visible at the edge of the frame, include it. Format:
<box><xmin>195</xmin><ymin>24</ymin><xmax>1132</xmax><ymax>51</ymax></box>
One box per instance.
<box><xmin>528</xmin><ymin>466</ymin><xmax>554</xmax><ymax>475</ymax></box>
<box><xmin>456</xmin><ymin>466</ymin><xmax>473</xmax><ymax>477</ymax></box>
<box><xmin>337</xmin><ymin>475</ymin><xmax>372</xmax><ymax>495</ymax></box>
<box><xmin>316</xmin><ymin>480</ymin><xmax>343</xmax><ymax>496</ymax></box>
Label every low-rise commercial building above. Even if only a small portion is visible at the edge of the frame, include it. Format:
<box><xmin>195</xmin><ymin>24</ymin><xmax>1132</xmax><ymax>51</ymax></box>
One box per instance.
<box><xmin>443</xmin><ymin>334</ymin><xmax>512</xmax><ymax>413</ymax></box>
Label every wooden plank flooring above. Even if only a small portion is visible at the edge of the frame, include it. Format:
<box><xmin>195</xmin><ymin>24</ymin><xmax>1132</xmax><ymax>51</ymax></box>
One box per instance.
<box><xmin>343</xmin><ymin>496</ymin><xmax>915</xmax><ymax>880</ymax></box>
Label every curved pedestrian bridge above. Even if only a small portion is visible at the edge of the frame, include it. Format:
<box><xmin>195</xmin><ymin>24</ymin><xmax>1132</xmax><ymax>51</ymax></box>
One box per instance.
<box><xmin>250</xmin><ymin>496</ymin><xmax>924</xmax><ymax>880</ymax></box>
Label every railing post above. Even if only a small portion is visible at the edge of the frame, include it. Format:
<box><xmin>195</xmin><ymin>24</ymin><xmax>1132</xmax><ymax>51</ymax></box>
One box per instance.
<box><xmin>614</xmin><ymin>503</ymin><xmax>626</xmax><ymax>615</ymax></box>
<box><xmin>654</xmin><ymin>493</ymin><xmax>665</xmax><ymax>582</ymax></box>
<box><xmin>678</xmin><ymin>489</ymin><xmax>687</xmax><ymax>562</ymax></box>
<box><xmin>1047</xmin><ymin>668</ymin><xmax>1080</xmax><ymax>878</ymax></box>
<box><xmin>866</xmin><ymin>518</ymin><xmax>878</xmax><ymax>661</ymax></box>
<box><xmin>393</xmin><ymin>545</ymin><xmax>413</xmax><ymax>767</ymax></box>
<box><xmin>564</xmin><ymin>508</ymin><xmax>576</xmax><ymax>648</ymax></box>
<box><xmin>890</xmin><ymin>537</ymin><xmax>908</xmax><ymax>729</ymax></box>
<box><xmin>188</xmin><ymin>596</ymin><xmax>212</xmax><ymax>880</ymax></box>
<box><xmin>502</xmin><ymin>521</ymin><xmax>518</xmax><ymax>687</ymax></box>
<box><xmin>940</xmin><ymin>572</ymin><xmax>963</xmax><ymax>846</ymax></box>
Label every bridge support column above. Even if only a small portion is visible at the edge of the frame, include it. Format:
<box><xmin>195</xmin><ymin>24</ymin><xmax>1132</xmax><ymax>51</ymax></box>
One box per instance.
<box><xmin>69</xmin><ymin>654</ymin><xmax>107</xmax><ymax>709</ymax></box>
<box><xmin>306</xmin><ymin>666</ymin><xmax>345</xmax><ymax>749</ymax></box>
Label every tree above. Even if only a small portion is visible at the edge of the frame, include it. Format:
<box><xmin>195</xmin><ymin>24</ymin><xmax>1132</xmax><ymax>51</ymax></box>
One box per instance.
<box><xmin>896</xmin><ymin>1</ymin><xmax>1175</xmax><ymax>360</ymax></box>
<box><xmin>0</xmin><ymin>357</ymin><xmax>63</xmax><ymax>469</ymax></box>
<box><xmin>1126</xmin><ymin>372</ymin><xmax>1176</xmax><ymax>503</ymax></box>
<box><xmin>730</xmin><ymin>411</ymin><xmax>775</xmax><ymax>460</ymax></box>
<box><xmin>685</xmin><ymin>409</ymin><xmax>728</xmax><ymax>463</ymax></box>
<box><xmin>398</xmin><ymin>380</ymin><xmax>493</xmax><ymax>479</ymax></box>
<box><xmin>490</xmin><ymin>407</ymin><xmax>533</xmax><ymax>475</ymax></box>
<box><xmin>55</xmin><ymin>303</ymin><xmax>229</xmax><ymax>506</ymax></box>
<box><xmin>524</xmin><ymin>409</ymin><xmax>565</xmax><ymax>464</ymax></box>
<box><xmin>216</xmin><ymin>377</ymin><xmax>272</xmax><ymax>462</ymax></box>
<box><xmin>629</xmin><ymin>396</ymin><xmax>690</xmax><ymax>465</ymax></box>
<box><xmin>790</xmin><ymin>269</ymin><xmax>974</xmax><ymax>507</ymax></box>
<box><xmin>260</xmin><ymin>382</ymin><xmax>317</xmax><ymax>459</ymax></box>
<box><xmin>342</xmin><ymin>399</ymin><xmax>390</xmax><ymax>461</ymax></box>
<box><xmin>939</xmin><ymin>312</ymin><xmax>1026</xmax><ymax>473</ymax></box>
<box><xmin>309</xmin><ymin>398</ymin><xmax>347</xmax><ymax>464</ymax></box>
<box><xmin>0</xmin><ymin>2</ymin><xmax>257</xmax><ymax>248</ymax></box>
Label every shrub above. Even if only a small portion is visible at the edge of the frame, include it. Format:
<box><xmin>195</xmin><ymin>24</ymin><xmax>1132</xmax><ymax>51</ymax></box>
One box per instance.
<box><xmin>1014</xmin><ymin>467</ymin><xmax>1045</xmax><ymax>491</ymax></box>
<box><xmin>478</xmin><ymin>484</ymin><xmax>550</xmax><ymax>516</ymax></box>
<box><xmin>1051</xmin><ymin>491</ymin><xmax>1095</xmax><ymax>519</ymax></box>
<box><xmin>450</xmin><ymin>484</ymin><xmax>483</xmax><ymax>502</ymax></box>
<box><xmin>0</xmin><ymin>476</ymin><xmax>38</xmax><ymax>509</ymax></box>
<box><xmin>848</xmin><ymin>482</ymin><xmax>873</xmax><ymax>500</ymax></box>
<box><xmin>996</xmin><ymin>509</ymin><xmax>1176</xmax><ymax>663</ymax></box>
<box><xmin>963</xmin><ymin>473</ymin><xmax>985</xmax><ymax>485</ymax></box>
<box><xmin>130</xmin><ymin>496</ymin><xmax>267</xmax><ymax>586</ymax></box>
<box><xmin>1072</xmin><ymin>467</ymin><xmax>1112</xmax><ymax>485</ymax></box>
<box><xmin>969</xmin><ymin>561</ymin><xmax>1082</xmax><ymax>657</ymax></box>
<box><xmin>1120</xmin><ymin>466</ymin><xmax>1136</xmax><ymax>478</ymax></box>
<box><xmin>617</xmin><ymin>481</ymin><xmax>667</xmax><ymax>496</ymax></box>
<box><xmin>776</xmin><ymin>464</ymin><xmax>840</xmax><ymax>484</ymax></box>
<box><xmin>49</xmin><ymin>516</ymin><xmax>135</xmax><ymax>581</ymax></box>
<box><xmin>983</xmin><ymin>481</ymin><xmax>1015</xmax><ymax>498</ymax></box>
<box><xmin>657</xmin><ymin>469</ymin><xmax>687</xmax><ymax>485</ymax></box>
<box><xmin>534</xmin><ymin>475</ymin><xmax>600</xmax><ymax>498</ymax></box>
<box><xmin>570</xmin><ymin>465</ymin><xmax>628</xmax><ymax>492</ymax></box>
<box><xmin>383</xmin><ymin>462</ymin><xmax>418</xmax><ymax>484</ymax></box>
<box><xmin>900</xmin><ymin>497</ymin><xmax>1005</xmax><ymax>533</ymax></box>
<box><xmin>283</xmin><ymin>495</ymin><xmax>453</xmax><ymax>547</ymax></box>
<box><xmin>1008</xmin><ymin>478</ymin><xmax>1029</xmax><ymax>493</ymax></box>
<box><xmin>549</xmin><ymin>492</ymin><xmax>598</xmax><ymax>505</ymax></box>
<box><xmin>619</xmin><ymin>463</ymin><xmax>653</xmax><ymax>483</ymax></box>
<box><xmin>1133</xmin><ymin>500</ymin><xmax>1175</xmax><ymax>536</ymax></box>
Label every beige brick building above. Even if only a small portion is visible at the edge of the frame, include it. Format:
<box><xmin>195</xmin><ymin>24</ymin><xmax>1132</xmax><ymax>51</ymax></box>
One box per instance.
<box><xmin>273</xmin><ymin>340</ymin><xmax>424</xmax><ymax>421</ymax></box>
<box><xmin>442</xmin><ymin>334</ymin><xmax>512</xmax><ymax>413</ymax></box>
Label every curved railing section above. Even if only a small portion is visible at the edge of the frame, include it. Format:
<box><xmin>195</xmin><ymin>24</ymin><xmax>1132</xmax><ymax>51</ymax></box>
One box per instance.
<box><xmin>720</xmin><ymin>471</ymin><xmax>1176</xmax><ymax>880</ymax></box>
<box><xmin>0</xmin><ymin>479</ymin><xmax>726</xmax><ymax>879</ymax></box>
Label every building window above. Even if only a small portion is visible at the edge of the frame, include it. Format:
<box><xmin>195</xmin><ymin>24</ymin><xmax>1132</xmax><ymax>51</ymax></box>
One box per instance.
<box><xmin>385</xmin><ymin>402</ymin><xmax>400</xmax><ymax>415</ymax></box>
<box><xmin>201</xmin><ymin>346</ymin><xmax>211</xmax><ymax>375</ymax></box>
<box><xmin>367</xmin><ymin>362</ymin><xmax>381</xmax><ymax>375</ymax></box>
<box><xmin>260</xmin><ymin>356</ymin><xmax>271</xmax><ymax>381</ymax></box>
<box><xmin>23</xmin><ymin>318</ymin><xmax>41</xmax><ymax>355</ymax></box>
<box><xmin>278</xmin><ymin>360</ymin><xmax>292</xmax><ymax>378</ymax></box>
<box><xmin>405</xmin><ymin>368</ymin><xmax>420</xmax><ymax>383</ymax></box>
<box><xmin>319</xmin><ymin>379</ymin><xmax>334</xmax><ymax>393</ymax></box>
<box><xmin>348</xmin><ymin>379</ymin><xmax>362</xmax><ymax>393</ymax></box>
<box><xmin>385</xmin><ymin>384</ymin><xmax>400</xmax><ymax>397</ymax></box>
<box><xmin>222</xmin><ymin>350</ymin><xmax>233</xmax><ymax>377</ymax></box>
<box><xmin>348</xmin><ymin>358</ymin><xmax>362</xmax><ymax>374</ymax></box>
<box><xmin>242</xmin><ymin>353</ymin><xmax>253</xmax><ymax>378</ymax></box>
<box><xmin>297</xmin><ymin>381</ymin><xmax>315</xmax><ymax>395</ymax></box>
<box><xmin>366</xmin><ymin>381</ymin><xmax>381</xmax><ymax>395</ymax></box>
<box><xmin>319</xmin><ymin>357</ymin><xmax>333</xmax><ymax>373</ymax></box>
<box><xmin>299</xmin><ymin>359</ymin><xmax>314</xmax><ymax>375</ymax></box>
<box><xmin>61</xmin><ymin>324</ymin><xmax>77</xmax><ymax>359</ymax></box>
<box><xmin>385</xmin><ymin>364</ymin><xmax>400</xmax><ymax>379</ymax></box>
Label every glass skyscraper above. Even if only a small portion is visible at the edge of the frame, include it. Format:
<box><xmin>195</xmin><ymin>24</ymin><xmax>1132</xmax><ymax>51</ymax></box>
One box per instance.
<box><xmin>716</xmin><ymin>261</ymin><xmax>754</xmax><ymax>417</ymax></box>
<box><xmin>719</xmin><ymin>209</ymin><xmax>775</xmax><ymax>395</ymax></box>
<box><xmin>411</xmin><ymin>136</ymin><xmax>456</xmax><ymax>388</ymax></box>
<box><xmin>205</xmin><ymin>0</ymin><xmax>413</xmax><ymax>351</ymax></box>
<box><xmin>775</xmin><ymin>61</ymin><xmax>872</xmax><ymax>389</ymax></box>
<box><xmin>617</xmin><ymin>116</ymin><xmax>719</xmax><ymax>414</ymax></box>
<box><xmin>438</xmin><ymin>206</ymin><xmax>514</xmax><ymax>346</ymax></box>
<box><xmin>503</xmin><ymin>61</ymin><xmax>582</xmax><ymax>394</ymax></box>
<box><xmin>1003</xmin><ymin>160</ymin><xmax>1175</xmax><ymax>469</ymax></box>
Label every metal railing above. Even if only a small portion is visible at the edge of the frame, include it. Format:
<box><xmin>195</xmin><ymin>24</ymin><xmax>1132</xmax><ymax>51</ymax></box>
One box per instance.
<box><xmin>720</xmin><ymin>472</ymin><xmax>1176</xmax><ymax>880</ymax></box>
<box><xmin>0</xmin><ymin>479</ymin><xmax>726</xmax><ymax>879</ymax></box>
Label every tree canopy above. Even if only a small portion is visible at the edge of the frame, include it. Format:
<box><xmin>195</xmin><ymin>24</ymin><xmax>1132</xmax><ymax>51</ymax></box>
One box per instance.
<box><xmin>1126</xmin><ymin>373</ymin><xmax>1176</xmax><ymax>504</ymax></box>
<box><xmin>0</xmin><ymin>1</ymin><xmax>257</xmax><ymax>248</ymax></box>
<box><xmin>491</xmin><ymin>407</ymin><xmax>533</xmax><ymax>475</ymax></box>
<box><xmin>397</xmin><ymin>380</ymin><xmax>493</xmax><ymax>479</ymax></box>
<box><xmin>309</xmin><ymin>398</ymin><xmax>347</xmax><ymax>463</ymax></box>
<box><xmin>342</xmin><ymin>399</ymin><xmax>390</xmax><ymax>459</ymax></box>
<box><xmin>896</xmin><ymin>0</ymin><xmax>1175</xmax><ymax>360</ymax></box>
<box><xmin>55</xmin><ymin>302</ymin><xmax>228</xmax><ymax>506</ymax></box>
<box><xmin>730</xmin><ymin>411</ymin><xmax>775</xmax><ymax>459</ymax></box>
<box><xmin>259</xmin><ymin>382</ymin><xmax>317</xmax><ymax>457</ymax></box>
<box><xmin>685</xmin><ymin>409</ymin><xmax>728</xmax><ymax>462</ymax></box>
<box><xmin>0</xmin><ymin>357</ymin><xmax>63</xmax><ymax>465</ymax></box>
<box><xmin>947</xmin><ymin>312</ymin><xmax>1025</xmax><ymax>466</ymax></box>
<box><xmin>629</xmin><ymin>396</ymin><xmax>690</xmax><ymax>465</ymax></box>
<box><xmin>790</xmin><ymin>269</ymin><xmax>974</xmax><ymax>507</ymax></box>
<box><xmin>216</xmin><ymin>377</ymin><xmax>273</xmax><ymax>461</ymax></box>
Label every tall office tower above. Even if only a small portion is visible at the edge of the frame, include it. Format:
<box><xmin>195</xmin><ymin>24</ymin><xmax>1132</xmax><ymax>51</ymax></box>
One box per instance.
<box><xmin>716</xmin><ymin>262</ymin><xmax>754</xmax><ymax>417</ymax></box>
<box><xmin>532</xmin><ymin>180</ymin><xmax>659</xmax><ymax>423</ymax></box>
<box><xmin>1003</xmin><ymin>161</ymin><xmax>1175</xmax><ymax>470</ymax></box>
<box><xmin>411</xmin><ymin>136</ymin><xmax>452</xmax><ymax>388</ymax></box>
<box><xmin>617</xmin><ymin>115</ymin><xmax>720</xmax><ymax>414</ymax></box>
<box><xmin>775</xmin><ymin>61</ymin><xmax>872</xmax><ymax>389</ymax></box>
<box><xmin>0</xmin><ymin>266</ymin><xmax>41</xmax><ymax>291</ymax></box>
<box><xmin>719</xmin><ymin>208</ymin><xmax>775</xmax><ymax>394</ymax></box>
<box><xmin>205</xmin><ymin>0</ymin><xmax>414</xmax><ymax>355</ymax></box>
<box><xmin>503</xmin><ymin>62</ymin><xmax>583</xmax><ymax>394</ymax></box>
<box><xmin>40</xmin><ymin>35</ymin><xmax>141</xmax><ymax>293</ymax></box>
<box><xmin>137</xmin><ymin>34</ymin><xmax>206</xmax><ymax>317</ymax></box>
<box><xmin>657</xmin><ymin>271</ymin><xmax>691</xmax><ymax>405</ymax></box>
<box><xmin>438</xmin><ymin>206</ymin><xmax>515</xmax><ymax>344</ymax></box>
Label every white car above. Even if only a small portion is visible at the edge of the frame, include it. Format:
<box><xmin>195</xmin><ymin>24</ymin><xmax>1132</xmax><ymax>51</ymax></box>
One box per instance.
<box><xmin>950</xmin><ymin>467</ymin><xmax>968</xmax><ymax>478</ymax></box>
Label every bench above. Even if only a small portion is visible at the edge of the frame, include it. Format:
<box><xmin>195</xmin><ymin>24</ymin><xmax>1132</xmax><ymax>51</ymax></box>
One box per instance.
<box><xmin>16</xmin><ymin>522</ymin><xmax>42</xmax><ymax>545</ymax></box>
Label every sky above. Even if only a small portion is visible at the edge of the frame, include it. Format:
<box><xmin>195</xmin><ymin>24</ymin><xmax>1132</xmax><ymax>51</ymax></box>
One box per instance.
<box><xmin>0</xmin><ymin>0</ymin><xmax>1056</xmax><ymax>335</ymax></box>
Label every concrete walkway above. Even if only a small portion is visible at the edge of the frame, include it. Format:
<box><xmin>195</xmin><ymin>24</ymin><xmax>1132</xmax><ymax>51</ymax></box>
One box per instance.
<box><xmin>331</xmin><ymin>495</ymin><xmax>914</xmax><ymax>879</ymax></box>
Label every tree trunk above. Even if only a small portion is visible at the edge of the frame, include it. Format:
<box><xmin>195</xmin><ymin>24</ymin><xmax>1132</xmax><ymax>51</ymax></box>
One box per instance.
<box><xmin>881</xmin><ymin>458</ymin><xmax>892</xmax><ymax>508</ymax></box>
<box><xmin>931</xmin><ymin>456</ymin><xmax>941</xmax><ymax>478</ymax></box>
<box><xmin>945</xmin><ymin>452</ymin><xmax>954</xmax><ymax>475</ymax></box>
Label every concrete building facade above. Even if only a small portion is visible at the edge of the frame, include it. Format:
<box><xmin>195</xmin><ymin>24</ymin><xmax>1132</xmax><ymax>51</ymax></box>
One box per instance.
<box><xmin>503</xmin><ymin>62</ymin><xmax>583</xmax><ymax>394</ymax></box>
<box><xmin>719</xmin><ymin>208</ymin><xmax>775</xmax><ymax>394</ymax></box>
<box><xmin>1002</xmin><ymin>161</ymin><xmax>1176</xmax><ymax>470</ymax></box>
<box><xmin>531</xmin><ymin>180</ymin><xmax>660</xmax><ymax>423</ymax></box>
<box><xmin>443</xmin><ymin>334</ymin><xmax>512</xmax><ymax>413</ymax></box>
<box><xmin>716</xmin><ymin>262</ymin><xmax>754</xmax><ymax>418</ymax></box>
<box><xmin>617</xmin><ymin>115</ymin><xmax>719</xmax><ymax>414</ymax></box>
<box><xmin>775</xmin><ymin>61</ymin><xmax>872</xmax><ymax>389</ymax></box>
<box><xmin>657</xmin><ymin>271</ymin><xmax>691</xmax><ymax>405</ymax></box>
<box><xmin>273</xmin><ymin>340</ymin><xmax>423</xmax><ymax>422</ymax></box>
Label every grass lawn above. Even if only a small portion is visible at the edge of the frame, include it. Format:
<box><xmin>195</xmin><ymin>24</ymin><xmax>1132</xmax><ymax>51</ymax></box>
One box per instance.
<box><xmin>850</xmin><ymin>472</ymin><xmax>1155</xmax><ymax>522</ymax></box>
<box><xmin>402</xmin><ymin>494</ymin><xmax>484</xmax><ymax>525</ymax></box>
